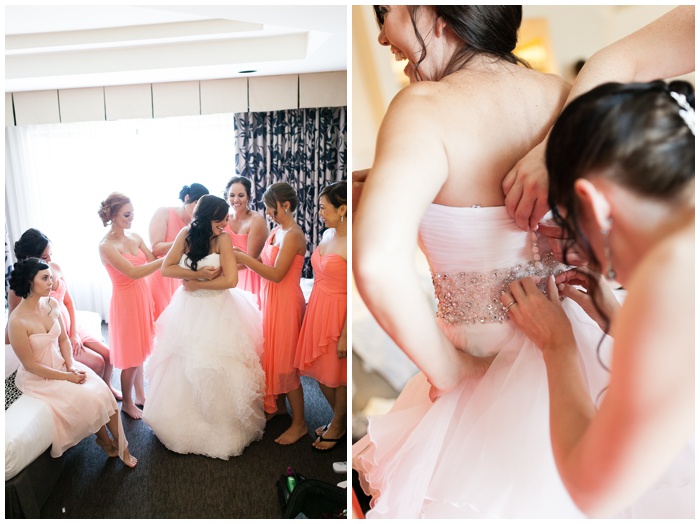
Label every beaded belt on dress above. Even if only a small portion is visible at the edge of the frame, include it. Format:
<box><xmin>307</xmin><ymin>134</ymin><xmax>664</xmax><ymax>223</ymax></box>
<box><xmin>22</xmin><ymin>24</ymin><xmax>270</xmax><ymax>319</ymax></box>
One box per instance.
<box><xmin>184</xmin><ymin>289</ymin><xmax>226</xmax><ymax>297</ymax></box>
<box><xmin>432</xmin><ymin>233</ymin><xmax>565</xmax><ymax>325</ymax></box>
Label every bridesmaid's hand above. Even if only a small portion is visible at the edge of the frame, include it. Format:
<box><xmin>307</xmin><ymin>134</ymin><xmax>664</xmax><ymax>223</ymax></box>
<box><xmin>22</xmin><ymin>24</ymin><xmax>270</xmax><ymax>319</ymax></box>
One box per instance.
<box><xmin>501</xmin><ymin>276</ymin><xmax>577</xmax><ymax>354</ymax></box>
<box><xmin>555</xmin><ymin>268</ymin><xmax>620</xmax><ymax>333</ymax></box>
<box><xmin>195</xmin><ymin>266</ymin><xmax>221</xmax><ymax>281</ymax></box>
<box><xmin>70</xmin><ymin>334</ymin><xmax>84</xmax><ymax>357</ymax></box>
<box><xmin>337</xmin><ymin>335</ymin><xmax>347</xmax><ymax>359</ymax></box>
<box><xmin>183</xmin><ymin>279</ymin><xmax>204</xmax><ymax>292</ymax></box>
<box><xmin>66</xmin><ymin>369</ymin><xmax>86</xmax><ymax>384</ymax></box>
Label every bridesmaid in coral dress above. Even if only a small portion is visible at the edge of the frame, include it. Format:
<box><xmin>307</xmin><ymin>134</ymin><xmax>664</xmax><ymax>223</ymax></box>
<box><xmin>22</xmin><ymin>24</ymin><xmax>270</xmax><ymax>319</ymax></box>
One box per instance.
<box><xmin>235</xmin><ymin>182</ymin><xmax>307</xmax><ymax>445</ymax></box>
<box><xmin>223</xmin><ymin>176</ymin><xmax>268</xmax><ymax>306</ymax></box>
<box><xmin>98</xmin><ymin>192</ymin><xmax>162</xmax><ymax>419</ymax></box>
<box><xmin>148</xmin><ymin>183</ymin><xmax>209</xmax><ymax>320</ymax></box>
<box><xmin>295</xmin><ymin>181</ymin><xmax>347</xmax><ymax>451</ymax></box>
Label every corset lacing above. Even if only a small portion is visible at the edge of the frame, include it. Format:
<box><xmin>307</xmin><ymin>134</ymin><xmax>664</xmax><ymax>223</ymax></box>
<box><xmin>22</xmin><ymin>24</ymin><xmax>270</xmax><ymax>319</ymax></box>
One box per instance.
<box><xmin>432</xmin><ymin>231</ymin><xmax>566</xmax><ymax>325</ymax></box>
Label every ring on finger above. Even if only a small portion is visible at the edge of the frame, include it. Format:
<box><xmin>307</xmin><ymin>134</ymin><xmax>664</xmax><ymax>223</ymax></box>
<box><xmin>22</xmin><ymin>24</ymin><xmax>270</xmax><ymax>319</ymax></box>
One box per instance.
<box><xmin>503</xmin><ymin>300</ymin><xmax>517</xmax><ymax>312</ymax></box>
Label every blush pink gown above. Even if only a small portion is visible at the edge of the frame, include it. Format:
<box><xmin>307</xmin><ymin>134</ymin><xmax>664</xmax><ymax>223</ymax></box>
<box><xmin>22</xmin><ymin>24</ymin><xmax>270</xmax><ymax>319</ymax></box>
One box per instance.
<box><xmin>15</xmin><ymin>304</ymin><xmax>127</xmax><ymax>459</ymax></box>
<box><xmin>104</xmin><ymin>251</ymin><xmax>154</xmax><ymax>370</ymax></box>
<box><xmin>294</xmin><ymin>248</ymin><xmax>347</xmax><ymax>388</ymax></box>
<box><xmin>259</xmin><ymin>227</ymin><xmax>305</xmax><ymax>413</ymax></box>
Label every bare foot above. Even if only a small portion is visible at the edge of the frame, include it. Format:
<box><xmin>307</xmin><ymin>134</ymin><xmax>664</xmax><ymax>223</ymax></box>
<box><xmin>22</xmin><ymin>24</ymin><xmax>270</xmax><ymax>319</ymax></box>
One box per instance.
<box><xmin>121</xmin><ymin>447</ymin><xmax>138</xmax><ymax>468</ymax></box>
<box><xmin>274</xmin><ymin>423</ymin><xmax>308</xmax><ymax>445</ymax></box>
<box><xmin>315</xmin><ymin>423</ymin><xmax>330</xmax><ymax>437</ymax></box>
<box><xmin>122</xmin><ymin>403</ymin><xmax>143</xmax><ymax>419</ymax></box>
<box><xmin>111</xmin><ymin>387</ymin><xmax>123</xmax><ymax>402</ymax></box>
<box><xmin>95</xmin><ymin>436</ymin><xmax>119</xmax><ymax>457</ymax></box>
<box><xmin>312</xmin><ymin>426</ymin><xmax>346</xmax><ymax>451</ymax></box>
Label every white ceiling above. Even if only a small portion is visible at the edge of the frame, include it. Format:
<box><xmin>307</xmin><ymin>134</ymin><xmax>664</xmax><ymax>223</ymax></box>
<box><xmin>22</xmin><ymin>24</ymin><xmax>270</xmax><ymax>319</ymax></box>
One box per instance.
<box><xmin>5</xmin><ymin>5</ymin><xmax>348</xmax><ymax>93</ymax></box>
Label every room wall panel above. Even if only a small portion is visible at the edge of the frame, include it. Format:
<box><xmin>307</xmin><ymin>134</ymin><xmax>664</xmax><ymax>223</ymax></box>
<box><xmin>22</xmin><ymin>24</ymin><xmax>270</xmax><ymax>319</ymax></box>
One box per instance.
<box><xmin>152</xmin><ymin>81</ymin><xmax>200</xmax><ymax>118</ymax></box>
<box><xmin>6</xmin><ymin>94</ymin><xmax>14</xmax><ymax>127</ymax></box>
<box><xmin>104</xmin><ymin>84</ymin><xmax>152</xmax><ymax>121</ymax></box>
<box><xmin>58</xmin><ymin>87</ymin><xmax>105</xmax><ymax>123</ymax></box>
<box><xmin>249</xmin><ymin>75</ymin><xmax>298</xmax><ymax>113</ymax></box>
<box><xmin>200</xmin><ymin>78</ymin><xmax>248</xmax><ymax>115</ymax></box>
<box><xmin>13</xmin><ymin>90</ymin><xmax>60</xmax><ymax>125</ymax></box>
<box><xmin>299</xmin><ymin>71</ymin><xmax>347</xmax><ymax>109</ymax></box>
<box><xmin>6</xmin><ymin>72</ymin><xmax>347</xmax><ymax>127</ymax></box>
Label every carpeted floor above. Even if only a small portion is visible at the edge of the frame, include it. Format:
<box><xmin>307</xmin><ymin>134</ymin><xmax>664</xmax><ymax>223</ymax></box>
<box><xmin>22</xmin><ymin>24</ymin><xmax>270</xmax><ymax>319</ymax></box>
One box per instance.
<box><xmin>39</xmin><ymin>351</ymin><xmax>347</xmax><ymax>518</ymax></box>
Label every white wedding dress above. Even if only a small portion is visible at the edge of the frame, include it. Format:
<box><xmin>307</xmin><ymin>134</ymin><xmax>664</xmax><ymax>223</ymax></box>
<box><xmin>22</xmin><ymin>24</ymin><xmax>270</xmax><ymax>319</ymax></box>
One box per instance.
<box><xmin>143</xmin><ymin>253</ymin><xmax>266</xmax><ymax>459</ymax></box>
<box><xmin>353</xmin><ymin>204</ymin><xmax>694</xmax><ymax>518</ymax></box>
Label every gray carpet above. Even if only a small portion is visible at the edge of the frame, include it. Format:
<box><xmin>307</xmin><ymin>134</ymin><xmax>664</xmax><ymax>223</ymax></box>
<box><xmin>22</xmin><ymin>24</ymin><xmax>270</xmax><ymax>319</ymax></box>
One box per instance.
<box><xmin>39</xmin><ymin>331</ymin><xmax>347</xmax><ymax>519</ymax></box>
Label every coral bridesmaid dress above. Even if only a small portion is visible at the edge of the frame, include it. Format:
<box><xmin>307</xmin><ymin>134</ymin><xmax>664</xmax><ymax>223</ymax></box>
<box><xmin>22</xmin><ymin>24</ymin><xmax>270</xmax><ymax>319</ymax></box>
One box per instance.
<box><xmin>295</xmin><ymin>248</ymin><xmax>347</xmax><ymax>387</ymax></box>
<box><xmin>226</xmin><ymin>226</ymin><xmax>262</xmax><ymax>305</ymax></box>
<box><xmin>148</xmin><ymin>208</ymin><xmax>186</xmax><ymax>320</ymax></box>
<box><xmin>105</xmin><ymin>251</ymin><xmax>154</xmax><ymax>369</ymax></box>
<box><xmin>259</xmin><ymin>227</ymin><xmax>305</xmax><ymax>413</ymax></box>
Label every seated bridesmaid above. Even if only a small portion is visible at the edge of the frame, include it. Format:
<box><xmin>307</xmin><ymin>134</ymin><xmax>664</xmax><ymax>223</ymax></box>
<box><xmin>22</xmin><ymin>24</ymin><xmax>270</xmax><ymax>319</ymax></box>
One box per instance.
<box><xmin>223</xmin><ymin>176</ymin><xmax>268</xmax><ymax>305</ymax></box>
<box><xmin>8</xmin><ymin>258</ymin><xmax>137</xmax><ymax>467</ymax></box>
<box><xmin>148</xmin><ymin>183</ymin><xmax>209</xmax><ymax>320</ymax></box>
<box><xmin>6</xmin><ymin>228</ymin><xmax>121</xmax><ymax>400</ymax></box>
<box><xmin>295</xmin><ymin>181</ymin><xmax>348</xmax><ymax>451</ymax></box>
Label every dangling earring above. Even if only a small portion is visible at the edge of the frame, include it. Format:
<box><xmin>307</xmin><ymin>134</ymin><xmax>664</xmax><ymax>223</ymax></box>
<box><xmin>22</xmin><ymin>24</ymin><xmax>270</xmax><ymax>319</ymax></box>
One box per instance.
<box><xmin>284</xmin><ymin>208</ymin><xmax>288</xmax><ymax>215</ymax></box>
<box><xmin>340</xmin><ymin>215</ymin><xmax>344</xmax><ymax>223</ymax></box>
<box><xmin>601</xmin><ymin>219</ymin><xmax>616</xmax><ymax>280</ymax></box>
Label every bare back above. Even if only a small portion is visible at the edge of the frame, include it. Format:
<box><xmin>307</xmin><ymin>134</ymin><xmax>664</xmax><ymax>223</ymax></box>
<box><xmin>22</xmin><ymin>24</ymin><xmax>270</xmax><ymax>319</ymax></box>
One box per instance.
<box><xmin>430</xmin><ymin>62</ymin><xmax>568</xmax><ymax>207</ymax></box>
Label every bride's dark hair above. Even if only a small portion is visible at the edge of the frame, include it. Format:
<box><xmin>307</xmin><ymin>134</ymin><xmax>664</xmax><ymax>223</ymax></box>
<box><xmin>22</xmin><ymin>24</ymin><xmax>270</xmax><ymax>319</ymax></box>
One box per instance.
<box><xmin>185</xmin><ymin>195</ymin><xmax>230</xmax><ymax>271</ymax></box>
<box><xmin>374</xmin><ymin>6</ymin><xmax>528</xmax><ymax>81</ymax></box>
<box><xmin>547</xmin><ymin>80</ymin><xmax>695</xmax><ymax>333</ymax></box>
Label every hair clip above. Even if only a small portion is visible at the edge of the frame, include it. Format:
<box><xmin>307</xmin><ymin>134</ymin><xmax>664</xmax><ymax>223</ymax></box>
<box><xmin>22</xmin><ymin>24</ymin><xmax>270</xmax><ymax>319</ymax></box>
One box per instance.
<box><xmin>669</xmin><ymin>91</ymin><xmax>696</xmax><ymax>136</ymax></box>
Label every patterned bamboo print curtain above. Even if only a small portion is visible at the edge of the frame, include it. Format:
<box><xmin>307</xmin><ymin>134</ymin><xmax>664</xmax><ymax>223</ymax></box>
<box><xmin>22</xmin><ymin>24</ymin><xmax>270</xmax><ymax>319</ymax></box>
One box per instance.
<box><xmin>234</xmin><ymin>107</ymin><xmax>347</xmax><ymax>278</ymax></box>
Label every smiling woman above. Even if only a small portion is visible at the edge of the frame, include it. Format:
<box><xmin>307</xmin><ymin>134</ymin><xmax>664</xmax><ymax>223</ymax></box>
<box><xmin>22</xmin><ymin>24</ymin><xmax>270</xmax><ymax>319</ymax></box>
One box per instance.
<box><xmin>5</xmin><ymin>114</ymin><xmax>237</xmax><ymax>320</ymax></box>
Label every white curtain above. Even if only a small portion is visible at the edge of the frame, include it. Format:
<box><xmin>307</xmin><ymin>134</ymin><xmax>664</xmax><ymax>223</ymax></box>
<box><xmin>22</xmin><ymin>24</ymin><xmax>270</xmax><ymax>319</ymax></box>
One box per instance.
<box><xmin>5</xmin><ymin>114</ymin><xmax>236</xmax><ymax>320</ymax></box>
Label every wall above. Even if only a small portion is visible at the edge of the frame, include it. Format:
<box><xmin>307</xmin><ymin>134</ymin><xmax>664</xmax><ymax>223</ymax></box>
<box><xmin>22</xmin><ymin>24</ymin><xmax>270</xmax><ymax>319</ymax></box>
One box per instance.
<box><xmin>5</xmin><ymin>71</ymin><xmax>348</xmax><ymax>127</ymax></box>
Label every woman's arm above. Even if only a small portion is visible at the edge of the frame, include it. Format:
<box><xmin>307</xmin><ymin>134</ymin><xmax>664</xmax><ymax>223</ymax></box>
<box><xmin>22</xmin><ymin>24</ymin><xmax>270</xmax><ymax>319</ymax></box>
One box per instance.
<box><xmin>4</xmin><ymin>291</ymin><xmax>21</xmax><ymax>344</ymax></box>
<box><xmin>247</xmin><ymin>212</ymin><xmax>269</xmax><ymax>260</ymax></box>
<box><xmin>337</xmin><ymin>317</ymin><xmax>347</xmax><ymax>359</ymax></box>
<box><xmin>506</xmin><ymin>246</ymin><xmax>694</xmax><ymax>516</ymax></box>
<box><xmin>354</xmin><ymin>84</ymin><xmax>487</xmax><ymax>397</ymax></box>
<box><xmin>504</xmin><ymin>5</ymin><xmax>695</xmax><ymax>230</ymax></box>
<box><xmin>236</xmin><ymin>229</ymin><xmax>305</xmax><ymax>284</ymax></box>
<box><xmin>8</xmin><ymin>305</ymin><xmax>83</xmax><ymax>383</ymax></box>
<box><xmin>149</xmin><ymin>207</ymin><xmax>176</xmax><ymax>257</ymax></box>
<box><xmin>99</xmin><ymin>240</ymin><xmax>162</xmax><ymax>280</ymax></box>
<box><xmin>161</xmin><ymin>228</ymin><xmax>221</xmax><ymax>281</ymax></box>
<box><xmin>184</xmin><ymin>234</ymin><xmax>238</xmax><ymax>291</ymax></box>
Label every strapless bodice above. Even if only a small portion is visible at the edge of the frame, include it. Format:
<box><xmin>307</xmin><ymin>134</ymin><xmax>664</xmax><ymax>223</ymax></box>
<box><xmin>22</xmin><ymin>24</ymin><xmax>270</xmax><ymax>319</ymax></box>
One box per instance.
<box><xmin>419</xmin><ymin>204</ymin><xmax>565</xmax><ymax>332</ymax></box>
<box><xmin>179</xmin><ymin>253</ymin><xmax>225</xmax><ymax>297</ymax></box>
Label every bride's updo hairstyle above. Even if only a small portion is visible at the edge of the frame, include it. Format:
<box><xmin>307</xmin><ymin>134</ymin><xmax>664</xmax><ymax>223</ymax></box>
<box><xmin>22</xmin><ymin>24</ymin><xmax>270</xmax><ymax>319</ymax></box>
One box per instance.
<box><xmin>262</xmin><ymin>182</ymin><xmax>299</xmax><ymax>219</ymax></box>
<box><xmin>98</xmin><ymin>192</ymin><xmax>131</xmax><ymax>227</ymax></box>
<box><xmin>15</xmin><ymin>229</ymin><xmax>50</xmax><ymax>260</ymax></box>
<box><xmin>9</xmin><ymin>258</ymin><xmax>50</xmax><ymax>299</ymax></box>
<box><xmin>179</xmin><ymin>183</ymin><xmax>209</xmax><ymax>204</ymax></box>
<box><xmin>374</xmin><ymin>5</ymin><xmax>528</xmax><ymax>81</ymax></box>
<box><xmin>547</xmin><ymin>79</ymin><xmax>695</xmax><ymax>332</ymax></box>
<box><xmin>185</xmin><ymin>194</ymin><xmax>230</xmax><ymax>271</ymax></box>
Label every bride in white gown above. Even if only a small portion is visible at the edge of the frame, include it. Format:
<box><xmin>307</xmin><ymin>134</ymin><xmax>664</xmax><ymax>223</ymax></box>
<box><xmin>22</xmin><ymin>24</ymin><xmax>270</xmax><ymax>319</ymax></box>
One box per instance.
<box><xmin>353</xmin><ymin>6</ymin><xmax>628</xmax><ymax>518</ymax></box>
<box><xmin>143</xmin><ymin>195</ymin><xmax>265</xmax><ymax>459</ymax></box>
